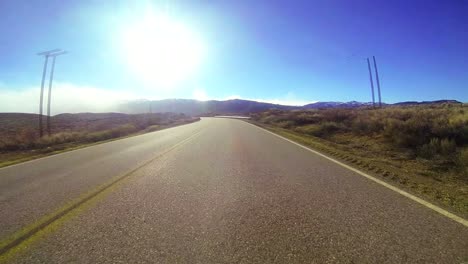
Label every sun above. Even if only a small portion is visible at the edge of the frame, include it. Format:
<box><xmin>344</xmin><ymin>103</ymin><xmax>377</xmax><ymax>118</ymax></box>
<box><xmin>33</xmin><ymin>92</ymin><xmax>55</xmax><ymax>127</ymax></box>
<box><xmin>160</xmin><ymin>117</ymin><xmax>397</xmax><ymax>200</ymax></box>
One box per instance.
<box><xmin>121</xmin><ymin>12</ymin><xmax>204</xmax><ymax>88</ymax></box>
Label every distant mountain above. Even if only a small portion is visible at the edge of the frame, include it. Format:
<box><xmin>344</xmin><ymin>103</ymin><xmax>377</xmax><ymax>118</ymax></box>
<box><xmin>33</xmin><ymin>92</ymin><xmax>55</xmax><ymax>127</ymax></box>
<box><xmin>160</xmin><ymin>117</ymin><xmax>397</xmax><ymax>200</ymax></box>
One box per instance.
<box><xmin>118</xmin><ymin>99</ymin><xmax>298</xmax><ymax>115</ymax></box>
<box><xmin>392</xmin><ymin>100</ymin><xmax>462</xmax><ymax>106</ymax></box>
<box><xmin>303</xmin><ymin>101</ymin><xmax>375</xmax><ymax>109</ymax></box>
<box><xmin>118</xmin><ymin>99</ymin><xmax>463</xmax><ymax>116</ymax></box>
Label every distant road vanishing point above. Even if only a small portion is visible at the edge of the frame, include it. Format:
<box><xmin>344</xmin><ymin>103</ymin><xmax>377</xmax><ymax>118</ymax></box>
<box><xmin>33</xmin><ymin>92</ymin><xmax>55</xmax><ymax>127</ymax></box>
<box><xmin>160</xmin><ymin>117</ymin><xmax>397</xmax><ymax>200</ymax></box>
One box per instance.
<box><xmin>0</xmin><ymin>118</ymin><xmax>467</xmax><ymax>263</ymax></box>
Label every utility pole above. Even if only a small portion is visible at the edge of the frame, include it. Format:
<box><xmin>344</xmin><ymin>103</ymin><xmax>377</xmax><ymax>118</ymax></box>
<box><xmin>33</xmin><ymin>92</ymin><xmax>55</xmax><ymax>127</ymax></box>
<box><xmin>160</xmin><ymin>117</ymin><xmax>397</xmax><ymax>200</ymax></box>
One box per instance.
<box><xmin>37</xmin><ymin>49</ymin><xmax>61</xmax><ymax>137</ymax></box>
<box><xmin>46</xmin><ymin>51</ymin><xmax>67</xmax><ymax>136</ymax></box>
<box><xmin>367</xmin><ymin>58</ymin><xmax>376</xmax><ymax>108</ymax></box>
<box><xmin>373</xmin><ymin>56</ymin><xmax>382</xmax><ymax>108</ymax></box>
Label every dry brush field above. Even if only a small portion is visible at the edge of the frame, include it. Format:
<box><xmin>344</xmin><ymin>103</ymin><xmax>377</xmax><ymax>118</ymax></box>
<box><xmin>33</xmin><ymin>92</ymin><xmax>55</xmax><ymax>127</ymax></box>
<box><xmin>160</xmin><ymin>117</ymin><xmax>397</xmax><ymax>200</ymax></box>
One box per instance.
<box><xmin>251</xmin><ymin>103</ymin><xmax>468</xmax><ymax>216</ymax></box>
<box><xmin>0</xmin><ymin>112</ymin><xmax>199</xmax><ymax>167</ymax></box>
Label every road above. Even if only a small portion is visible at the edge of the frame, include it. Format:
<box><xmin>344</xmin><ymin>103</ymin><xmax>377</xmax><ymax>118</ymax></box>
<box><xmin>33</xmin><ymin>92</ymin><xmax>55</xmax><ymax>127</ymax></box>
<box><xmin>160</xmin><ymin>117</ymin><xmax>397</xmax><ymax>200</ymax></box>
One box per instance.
<box><xmin>1</xmin><ymin>118</ymin><xmax>467</xmax><ymax>263</ymax></box>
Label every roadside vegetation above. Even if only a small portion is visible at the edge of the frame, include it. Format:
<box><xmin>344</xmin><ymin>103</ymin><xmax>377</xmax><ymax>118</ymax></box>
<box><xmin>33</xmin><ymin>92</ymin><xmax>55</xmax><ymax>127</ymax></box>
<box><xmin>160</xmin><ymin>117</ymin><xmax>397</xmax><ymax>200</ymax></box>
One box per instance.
<box><xmin>251</xmin><ymin>103</ymin><xmax>468</xmax><ymax>216</ymax></box>
<box><xmin>0</xmin><ymin>112</ymin><xmax>199</xmax><ymax>167</ymax></box>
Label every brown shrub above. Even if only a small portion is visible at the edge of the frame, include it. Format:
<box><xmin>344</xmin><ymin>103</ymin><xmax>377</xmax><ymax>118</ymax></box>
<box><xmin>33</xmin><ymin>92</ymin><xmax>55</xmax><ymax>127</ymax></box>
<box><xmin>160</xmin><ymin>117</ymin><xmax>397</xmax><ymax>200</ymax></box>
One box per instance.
<box><xmin>253</xmin><ymin>105</ymin><xmax>468</xmax><ymax>154</ymax></box>
<box><xmin>16</xmin><ymin>128</ymin><xmax>38</xmax><ymax>145</ymax></box>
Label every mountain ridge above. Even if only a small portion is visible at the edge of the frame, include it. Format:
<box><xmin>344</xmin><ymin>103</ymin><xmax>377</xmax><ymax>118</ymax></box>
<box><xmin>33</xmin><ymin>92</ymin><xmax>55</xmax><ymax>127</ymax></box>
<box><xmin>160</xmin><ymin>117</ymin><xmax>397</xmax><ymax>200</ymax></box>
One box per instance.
<box><xmin>118</xmin><ymin>98</ymin><xmax>463</xmax><ymax>115</ymax></box>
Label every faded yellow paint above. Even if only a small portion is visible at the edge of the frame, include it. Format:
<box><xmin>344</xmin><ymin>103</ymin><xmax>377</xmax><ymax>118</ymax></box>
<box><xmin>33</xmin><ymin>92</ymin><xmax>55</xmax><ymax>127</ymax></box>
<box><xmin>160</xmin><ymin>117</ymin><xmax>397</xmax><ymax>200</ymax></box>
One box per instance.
<box><xmin>0</xmin><ymin>130</ymin><xmax>203</xmax><ymax>263</ymax></box>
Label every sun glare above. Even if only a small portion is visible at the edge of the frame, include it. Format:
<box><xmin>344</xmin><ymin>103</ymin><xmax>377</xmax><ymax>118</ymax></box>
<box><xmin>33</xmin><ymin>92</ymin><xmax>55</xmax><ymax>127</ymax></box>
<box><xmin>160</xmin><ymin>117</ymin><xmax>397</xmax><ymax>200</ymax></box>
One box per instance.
<box><xmin>121</xmin><ymin>12</ymin><xmax>204</xmax><ymax>88</ymax></box>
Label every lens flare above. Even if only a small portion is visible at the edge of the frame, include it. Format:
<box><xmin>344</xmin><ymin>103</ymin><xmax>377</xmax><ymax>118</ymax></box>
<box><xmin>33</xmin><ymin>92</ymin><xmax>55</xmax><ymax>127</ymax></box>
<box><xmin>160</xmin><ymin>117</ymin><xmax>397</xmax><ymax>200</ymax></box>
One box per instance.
<box><xmin>121</xmin><ymin>12</ymin><xmax>204</xmax><ymax>88</ymax></box>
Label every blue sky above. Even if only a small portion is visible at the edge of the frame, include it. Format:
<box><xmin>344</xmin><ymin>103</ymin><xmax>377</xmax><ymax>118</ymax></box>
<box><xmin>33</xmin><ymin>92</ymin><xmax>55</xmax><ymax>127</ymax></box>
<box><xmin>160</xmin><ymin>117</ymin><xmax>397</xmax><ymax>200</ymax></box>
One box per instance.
<box><xmin>1</xmin><ymin>0</ymin><xmax>467</xmax><ymax>113</ymax></box>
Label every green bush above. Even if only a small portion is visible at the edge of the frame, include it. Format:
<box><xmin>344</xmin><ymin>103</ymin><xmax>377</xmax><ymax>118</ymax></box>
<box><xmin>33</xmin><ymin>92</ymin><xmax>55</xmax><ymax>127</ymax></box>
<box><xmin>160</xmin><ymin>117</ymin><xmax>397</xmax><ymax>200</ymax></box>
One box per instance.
<box><xmin>294</xmin><ymin>112</ymin><xmax>320</xmax><ymax>125</ymax></box>
<box><xmin>418</xmin><ymin>138</ymin><xmax>456</xmax><ymax>159</ymax></box>
<box><xmin>0</xmin><ymin>137</ymin><xmax>19</xmax><ymax>151</ymax></box>
<box><xmin>322</xmin><ymin>109</ymin><xmax>355</xmax><ymax>123</ymax></box>
<box><xmin>294</xmin><ymin>124</ymin><xmax>321</xmax><ymax>136</ymax></box>
<box><xmin>440</xmin><ymin>138</ymin><xmax>456</xmax><ymax>155</ymax></box>
<box><xmin>144</xmin><ymin>125</ymin><xmax>161</xmax><ymax>133</ymax></box>
<box><xmin>16</xmin><ymin>128</ymin><xmax>38</xmax><ymax>145</ymax></box>
<box><xmin>85</xmin><ymin>131</ymin><xmax>113</xmax><ymax>142</ymax></box>
<box><xmin>457</xmin><ymin>148</ymin><xmax>468</xmax><ymax>174</ymax></box>
<box><xmin>276</xmin><ymin>120</ymin><xmax>295</xmax><ymax>128</ymax></box>
<box><xmin>351</xmin><ymin>117</ymin><xmax>369</xmax><ymax>134</ymax></box>
<box><xmin>260</xmin><ymin>115</ymin><xmax>277</xmax><ymax>124</ymax></box>
<box><xmin>295</xmin><ymin>122</ymin><xmax>346</xmax><ymax>137</ymax></box>
<box><xmin>36</xmin><ymin>132</ymin><xmax>83</xmax><ymax>148</ymax></box>
<box><xmin>418</xmin><ymin>138</ymin><xmax>441</xmax><ymax>159</ymax></box>
<box><xmin>84</xmin><ymin>124</ymin><xmax>136</xmax><ymax>142</ymax></box>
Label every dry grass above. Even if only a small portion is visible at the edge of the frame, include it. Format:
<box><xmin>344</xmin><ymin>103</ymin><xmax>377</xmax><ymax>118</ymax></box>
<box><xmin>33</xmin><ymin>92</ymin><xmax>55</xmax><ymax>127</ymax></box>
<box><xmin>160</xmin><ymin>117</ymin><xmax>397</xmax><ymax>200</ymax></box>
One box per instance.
<box><xmin>0</xmin><ymin>112</ymin><xmax>199</xmax><ymax>167</ymax></box>
<box><xmin>250</xmin><ymin>103</ymin><xmax>468</xmax><ymax>216</ymax></box>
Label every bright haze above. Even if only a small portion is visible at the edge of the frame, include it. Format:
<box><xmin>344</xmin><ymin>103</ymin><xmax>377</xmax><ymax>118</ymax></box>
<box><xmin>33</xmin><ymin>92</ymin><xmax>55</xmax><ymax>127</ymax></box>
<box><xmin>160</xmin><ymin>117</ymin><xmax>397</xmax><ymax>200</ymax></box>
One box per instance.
<box><xmin>0</xmin><ymin>0</ymin><xmax>467</xmax><ymax>114</ymax></box>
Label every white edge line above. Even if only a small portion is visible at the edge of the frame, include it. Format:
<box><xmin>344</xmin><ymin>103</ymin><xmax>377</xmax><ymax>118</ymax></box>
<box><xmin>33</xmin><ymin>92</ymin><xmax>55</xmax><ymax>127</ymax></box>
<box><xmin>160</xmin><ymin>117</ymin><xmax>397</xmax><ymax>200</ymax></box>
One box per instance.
<box><xmin>246</xmin><ymin>121</ymin><xmax>468</xmax><ymax>228</ymax></box>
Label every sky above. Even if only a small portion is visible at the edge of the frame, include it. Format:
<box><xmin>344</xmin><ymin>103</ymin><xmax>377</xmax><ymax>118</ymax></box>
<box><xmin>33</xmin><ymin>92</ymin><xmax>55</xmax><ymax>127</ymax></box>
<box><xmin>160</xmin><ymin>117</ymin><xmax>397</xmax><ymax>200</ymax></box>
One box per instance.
<box><xmin>1</xmin><ymin>0</ymin><xmax>467</xmax><ymax>113</ymax></box>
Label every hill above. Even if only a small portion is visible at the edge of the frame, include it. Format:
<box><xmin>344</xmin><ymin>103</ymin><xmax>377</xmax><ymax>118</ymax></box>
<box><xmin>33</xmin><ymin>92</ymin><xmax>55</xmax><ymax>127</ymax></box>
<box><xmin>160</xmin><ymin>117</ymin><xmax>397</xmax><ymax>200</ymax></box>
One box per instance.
<box><xmin>118</xmin><ymin>99</ymin><xmax>298</xmax><ymax>116</ymax></box>
<box><xmin>392</xmin><ymin>100</ymin><xmax>462</xmax><ymax>106</ymax></box>
<box><xmin>118</xmin><ymin>99</ymin><xmax>463</xmax><ymax>115</ymax></box>
<box><xmin>303</xmin><ymin>101</ymin><xmax>375</xmax><ymax>109</ymax></box>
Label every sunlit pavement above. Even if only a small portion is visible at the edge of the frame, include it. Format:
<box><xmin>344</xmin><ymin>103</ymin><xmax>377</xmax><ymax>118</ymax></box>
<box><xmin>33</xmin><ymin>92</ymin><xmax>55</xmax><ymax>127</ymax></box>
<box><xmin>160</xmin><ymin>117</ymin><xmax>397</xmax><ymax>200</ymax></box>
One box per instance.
<box><xmin>2</xmin><ymin>118</ymin><xmax>467</xmax><ymax>263</ymax></box>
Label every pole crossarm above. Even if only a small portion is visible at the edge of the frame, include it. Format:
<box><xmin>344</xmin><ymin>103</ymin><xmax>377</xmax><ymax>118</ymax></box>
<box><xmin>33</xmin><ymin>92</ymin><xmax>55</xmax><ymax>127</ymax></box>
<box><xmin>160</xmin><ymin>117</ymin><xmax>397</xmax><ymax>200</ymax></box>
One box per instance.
<box><xmin>49</xmin><ymin>50</ymin><xmax>68</xmax><ymax>57</ymax></box>
<box><xmin>37</xmin><ymin>49</ymin><xmax>62</xmax><ymax>56</ymax></box>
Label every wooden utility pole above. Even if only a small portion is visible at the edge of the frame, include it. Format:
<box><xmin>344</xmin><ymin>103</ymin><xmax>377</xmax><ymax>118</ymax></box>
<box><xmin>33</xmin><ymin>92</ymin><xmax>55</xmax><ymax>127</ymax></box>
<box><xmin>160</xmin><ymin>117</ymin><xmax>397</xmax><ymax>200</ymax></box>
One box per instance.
<box><xmin>46</xmin><ymin>51</ymin><xmax>67</xmax><ymax>136</ymax></box>
<box><xmin>373</xmin><ymin>56</ymin><xmax>382</xmax><ymax>108</ymax></box>
<box><xmin>367</xmin><ymin>58</ymin><xmax>376</xmax><ymax>108</ymax></box>
<box><xmin>37</xmin><ymin>49</ymin><xmax>61</xmax><ymax>137</ymax></box>
<box><xmin>38</xmin><ymin>56</ymin><xmax>49</xmax><ymax>137</ymax></box>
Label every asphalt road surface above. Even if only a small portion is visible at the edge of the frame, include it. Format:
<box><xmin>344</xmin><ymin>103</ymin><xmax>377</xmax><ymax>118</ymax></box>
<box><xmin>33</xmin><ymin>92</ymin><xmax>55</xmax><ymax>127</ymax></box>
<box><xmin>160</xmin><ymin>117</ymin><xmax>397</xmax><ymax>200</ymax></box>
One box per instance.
<box><xmin>1</xmin><ymin>118</ymin><xmax>467</xmax><ymax>263</ymax></box>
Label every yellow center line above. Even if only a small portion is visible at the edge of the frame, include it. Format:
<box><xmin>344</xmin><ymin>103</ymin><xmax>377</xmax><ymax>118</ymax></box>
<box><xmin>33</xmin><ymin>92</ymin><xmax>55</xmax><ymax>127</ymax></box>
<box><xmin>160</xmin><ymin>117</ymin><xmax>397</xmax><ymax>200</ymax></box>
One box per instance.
<box><xmin>0</xmin><ymin>129</ymin><xmax>203</xmax><ymax>261</ymax></box>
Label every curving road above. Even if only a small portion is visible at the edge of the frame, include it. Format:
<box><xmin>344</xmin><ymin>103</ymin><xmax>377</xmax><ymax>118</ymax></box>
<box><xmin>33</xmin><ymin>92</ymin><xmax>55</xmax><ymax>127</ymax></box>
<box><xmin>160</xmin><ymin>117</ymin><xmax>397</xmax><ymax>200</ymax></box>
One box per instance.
<box><xmin>1</xmin><ymin>118</ymin><xmax>467</xmax><ymax>263</ymax></box>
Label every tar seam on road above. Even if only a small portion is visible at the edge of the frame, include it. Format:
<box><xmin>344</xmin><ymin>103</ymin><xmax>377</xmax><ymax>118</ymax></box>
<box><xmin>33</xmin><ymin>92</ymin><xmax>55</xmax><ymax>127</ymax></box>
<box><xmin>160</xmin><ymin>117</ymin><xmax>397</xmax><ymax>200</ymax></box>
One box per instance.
<box><xmin>246</xmin><ymin>122</ymin><xmax>468</xmax><ymax>228</ymax></box>
<box><xmin>0</xmin><ymin>130</ymin><xmax>203</xmax><ymax>258</ymax></box>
